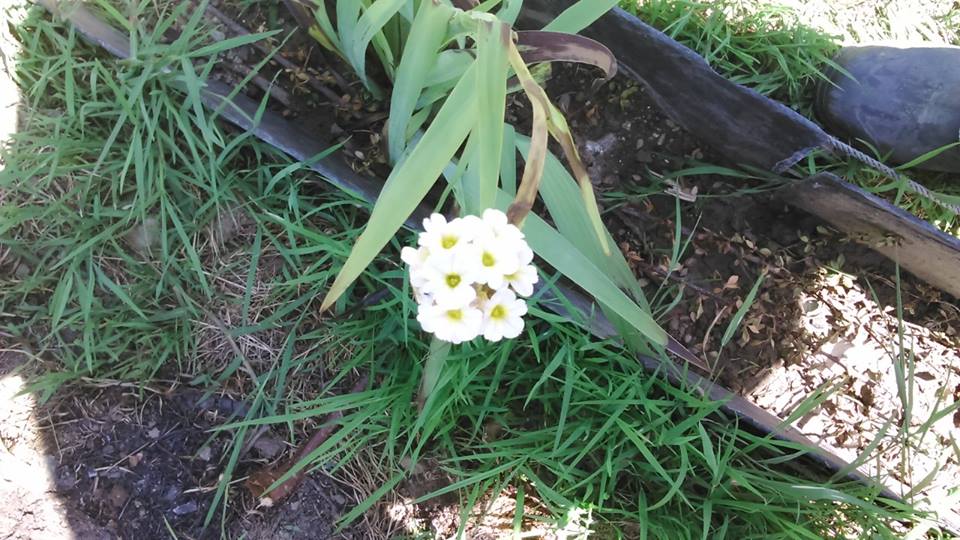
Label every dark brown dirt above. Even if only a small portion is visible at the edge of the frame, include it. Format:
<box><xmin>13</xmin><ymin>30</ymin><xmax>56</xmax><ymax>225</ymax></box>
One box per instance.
<box><xmin>30</xmin><ymin>380</ymin><xmax>366</xmax><ymax>539</ymax></box>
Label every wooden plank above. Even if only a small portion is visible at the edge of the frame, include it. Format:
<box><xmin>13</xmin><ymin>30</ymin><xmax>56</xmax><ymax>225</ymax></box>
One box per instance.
<box><xmin>783</xmin><ymin>173</ymin><xmax>960</xmax><ymax>298</ymax></box>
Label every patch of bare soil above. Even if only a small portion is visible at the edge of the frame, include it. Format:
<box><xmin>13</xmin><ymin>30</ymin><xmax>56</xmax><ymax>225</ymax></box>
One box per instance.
<box><xmin>39</xmin><ymin>383</ymin><xmax>369</xmax><ymax>539</ymax></box>
<box><xmin>1</xmin><ymin>344</ymin><xmax>373</xmax><ymax>539</ymax></box>
<box><xmin>1</xmin><ymin>352</ymin><xmax>113</xmax><ymax>539</ymax></box>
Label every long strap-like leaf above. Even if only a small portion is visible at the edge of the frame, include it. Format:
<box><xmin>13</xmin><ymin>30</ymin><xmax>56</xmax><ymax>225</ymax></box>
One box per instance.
<box><xmin>387</xmin><ymin>0</ymin><xmax>453</xmax><ymax>163</ymax></box>
<box><xmin>320</xmin><ymin>63</ymin><xmax>480</xmax><ymax>311</ymax></box>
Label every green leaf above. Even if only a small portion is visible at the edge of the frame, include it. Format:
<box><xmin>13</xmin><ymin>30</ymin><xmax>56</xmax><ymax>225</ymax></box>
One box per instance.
<box><xmin>49</xmin><ymin>269</ymin><xmax>74</xmax><ymax>330</ymax></box>
<box><xmin>321</xmin><ymin>63</ymin><xmax>479</xmax><ymax>311</ymax></box>
<box><xmin>720</xmin><ymin>272</ymin><xmax>765</xmax><ymax>349</ymax></box>
<box><xmin>387</xmin><ymin>0</ymin><xmax>452</xmax><ymax>162</ymax></box>
<box><xmin>308</xmin><ymin>1</ymin><xmax>343</xmax><ymax>53</ymax></box>
<box><xmin>496</xmin><ymin>0</ymin><xmax>523</xmax><ymax>24</ymax></box>
<box><xmin>417</xmin><ymin>337</ymin><xmax>450</xmax><ymax>411</ymax></box>
<box><xmin>347</xmin><ymin>0</ymin><xmax>407</xmax><ymax>91</ymax></box>
<box><xmin>500</xmin><ymin>124</ymin><xmax>517</xmax><ymax>196</ymax></box>
<box><xmin>543</xmin><ymin>0</ymin><xmax>620</xmax><ymax>34</ymax></box>
<box><xmin>425</xmin><ymin>50</ymin><xmax>474</xmax><ymax>87</ymax></box>
<box><xmin>520</xmin><ymin>137</ymin><xmax>645</xmax><ymax>304</ymax></box>
<box><xmin>497</xmin><ymin>191</ymin><xmax>667</xmax><ymax>346</ymax></box>
<box><xmin>94</xmin><ymin>264</ymin><xmax>148</xmax><ymax>320</ymax></box>
<box><xmin>336</xmin><ymin>0</ymin><xmax>362</xmax><ymax>72</ymax></box>
<box><xmin>896</xmin><ymin>141</ymin><xmax>960</xmax><ymax>170</ymax></box>
<box><xmin>472</xmin><ymin>19</ymin><xmax>510</xmax><ymax>213</ymax></box>
<box><xmin>186</xmin><ymin>30</ymin><xmax>281</xmax><ymax>58</ymax></box>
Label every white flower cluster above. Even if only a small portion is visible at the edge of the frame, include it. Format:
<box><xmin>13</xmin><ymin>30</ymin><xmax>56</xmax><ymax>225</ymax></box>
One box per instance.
<box><xmin>402</xmin><ymin>209</ymin><xmax>539</xmax><ymax>344</ymax></box>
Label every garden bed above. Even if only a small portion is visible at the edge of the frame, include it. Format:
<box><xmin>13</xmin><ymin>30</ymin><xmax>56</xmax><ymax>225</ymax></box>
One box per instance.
<box><xmin>5</xmin><ymin>0</ymin><xmax>959</xmax><ymax>537</ymax></box>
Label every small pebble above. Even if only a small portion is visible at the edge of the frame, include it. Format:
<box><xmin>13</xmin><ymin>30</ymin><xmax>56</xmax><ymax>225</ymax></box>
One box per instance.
<box><xmin>253</xmin><ymin>436</ymin><xmax>285</xmax><ymax>459</ymax></box>
<box><xmin>172</xmin><ymin>501</ymin><xmax>198</xmax><ymax>516</ymax></box>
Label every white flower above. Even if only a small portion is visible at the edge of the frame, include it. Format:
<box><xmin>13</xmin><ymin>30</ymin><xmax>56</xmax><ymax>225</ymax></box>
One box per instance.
<box><xmin>401</xmin><ymin>245</ymin><xmax>430</xmax><ymax>287</ymax></box>
<box><xmin>413</xmin><ymin>288</ymin><xmax>433</xmax><ymax>305</ymax></box>
<box><xmin>417</xmin><ymin>302</ymin><xmax>483</xmax><ymax>344</ymax></box>
<box><xmin>481</xmin><ymin>289</ymin><xmax>527</xmax><ymax>341</ymax></box>
<box><xmin>402</xmin><ymin>210</ymin><xmax>538</xmax><ymax>344</ymax></box>
<box><xmin>503</xmin><ymin>264</ymin><xmax>538</xmax><ymax>297</ymax></box>
<box><xmin>474</xmin><ymin>236</ymin><xmax>521</xmax><ymax>289</ymax></box>
<box><xmin>418</xmin><ymin>214</ymin><xmax>476</xmax><ymax>256</ymax></box>
<box><xmin>420</xmin><ymin>252</ymin><xmax>479</xmax><ymax>308</ymax></box>
<box><xmin>482</xmin><ymin>208</ymin><xmax>525</xmax><ymax>244</ymax></box>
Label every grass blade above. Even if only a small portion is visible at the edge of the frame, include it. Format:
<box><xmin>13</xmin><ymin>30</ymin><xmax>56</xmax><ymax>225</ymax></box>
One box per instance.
<box><xmin>499</xmin><ymin>191</ymin><xmax>667</xmax><ymax>347</ymax></box>
<box><xmin>720</xmin><ymin>271</ymin><xmax>765</xmax><ymax>349</ymax></box>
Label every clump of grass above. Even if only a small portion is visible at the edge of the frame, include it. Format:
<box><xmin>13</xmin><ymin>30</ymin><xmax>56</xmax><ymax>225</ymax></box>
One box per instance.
<box><xmin>0</xmin><ymin>5</ymin><xmax>326</xmax><ymax>397</ymax></box>
<box><xmin>623</xmin><ymin>0</ymin><xmax>839</xmax><ymax>113</ymax></box>
<box><xmin>794</xmin><ymin>148</ymin><xmax>960</xmax><ymax>235</ymax></box>
<box><xmin>221</xmin><ymin>287</ymin><xmax>928</xmax><ymax>538</ymax></box>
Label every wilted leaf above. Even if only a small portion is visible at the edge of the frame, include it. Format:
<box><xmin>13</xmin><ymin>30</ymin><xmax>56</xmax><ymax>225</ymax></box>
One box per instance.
<box><xmin>516</xmin><ymin>31</ymin><xmax>617</xmax><ymax>79</ymax></box>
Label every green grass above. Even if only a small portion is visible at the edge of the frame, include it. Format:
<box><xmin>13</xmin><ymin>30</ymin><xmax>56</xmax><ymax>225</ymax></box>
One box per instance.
<box><xmin>0</xmin><ymin>2</ymin><xmax>954</xmax><ymax>538</ymax></box>
<box><xmin>623</xmin><ymin>0</ymin><xmax>839</xmax><ymax>113</ymax></box>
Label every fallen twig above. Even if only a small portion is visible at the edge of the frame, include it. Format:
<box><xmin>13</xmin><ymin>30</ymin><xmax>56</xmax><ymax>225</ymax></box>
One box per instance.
<box><xmin>244</xmin><ymin>375</ymin><xmax>369</xmax><ymax>507</ymax></box>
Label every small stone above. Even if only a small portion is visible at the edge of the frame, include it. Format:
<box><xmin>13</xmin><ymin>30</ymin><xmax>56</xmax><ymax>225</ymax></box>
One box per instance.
<box><xmin>108</xmin><ymin>484</ymin><xmax>129</xmax><ymax>508</ymax></box>
<box><xmin>635</xmin><ymin>150</ymin><xmax>653</xmax><ymax>163</ymax></box>
<box><xmin>125</xmin><ymin>217</ymin><xmax>161</xmax><ymax>256</ymax></box>
<box><xmin>146</xmin><ymin>427</ymin><xmax>161</xmax><ymax>439</ymax></box>
<box><xmin>252</xmin><ymin>436</ymin><xmax>285</xmax><ymax>459</ymax></box>
<box><xmin>196</xmin><ymin>446</ymin><xmax>212</xmax><ymax>461</ymax></box>
<box><xmin>55</xmin><ymin>467</ymin><xmax>76</xmax><ymax>492</ymax></box>
<box><xmin>162</xmin><ymin>486</ymin><xmax>181</xmax><ymax>502</ymax></box>
<box><xmin>13</xmin><ymin>262</ymin><xmax>30</xmax><ymax>279</ymax></box>
<box><xmin>172</xmin><ymin>501</ymin><xmax>198</xmax><ymax>516</ymax></box>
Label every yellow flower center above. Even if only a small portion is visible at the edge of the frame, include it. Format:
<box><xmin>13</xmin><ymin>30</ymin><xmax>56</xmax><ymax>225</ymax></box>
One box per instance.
<box><xmin>445</xmin><ymin>309</ymin><xmax>463</xmax><ymax>321</ymax></box>
<box><xmin>503</xmin><ymin>271</ymin><xmax>518</xmax><ymax>281</ymax></box>
<box><xmin>445</xmin><ymin>273</ymin><xmax>461</xmax><ymax>288</ymax></box>
<box><xmin>481</xmin><ymin>252</ymin><xmax>496</xmax><ymax>267</ymax></box>
<box><xmin>441</xmin><ymin>235</ymin><xmax>458</xmax><ymax>249</ymax></box>
<box><xmin>490</xmin><ymin>305</ymin><xmax>506</xmax><ymax>320</ymax></box>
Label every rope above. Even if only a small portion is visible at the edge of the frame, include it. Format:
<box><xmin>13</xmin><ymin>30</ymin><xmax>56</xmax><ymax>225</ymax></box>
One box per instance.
<box><xmin>826</xmin><ymin>138</ymin><xmax>960</xmax><ymax>216</ymax></box>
